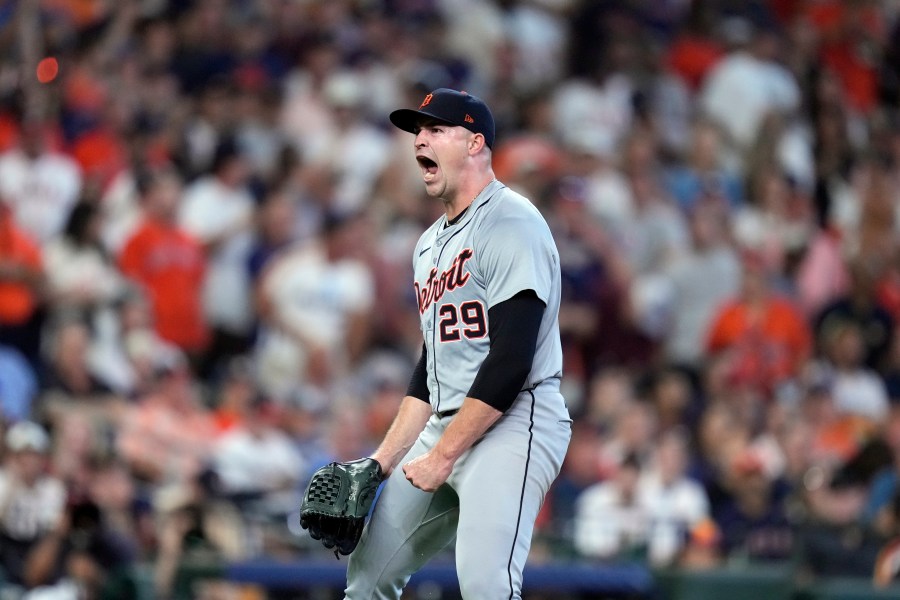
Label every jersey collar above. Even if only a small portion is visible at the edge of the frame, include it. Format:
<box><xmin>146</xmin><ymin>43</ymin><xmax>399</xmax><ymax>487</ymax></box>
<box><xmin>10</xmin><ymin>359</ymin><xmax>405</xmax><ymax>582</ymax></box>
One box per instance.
<box><xmin>440</xmin><ymin>179</ymin><xmax>503</xmax><ymax>232</ymax></box>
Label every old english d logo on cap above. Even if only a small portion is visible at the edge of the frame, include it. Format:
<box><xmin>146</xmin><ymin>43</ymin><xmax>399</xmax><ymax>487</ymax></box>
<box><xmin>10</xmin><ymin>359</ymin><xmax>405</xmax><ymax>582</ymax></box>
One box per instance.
<box><xmin>389</xmin><ymin>88</ymin><xmax>496</xmax><ymax>149</ymax></box>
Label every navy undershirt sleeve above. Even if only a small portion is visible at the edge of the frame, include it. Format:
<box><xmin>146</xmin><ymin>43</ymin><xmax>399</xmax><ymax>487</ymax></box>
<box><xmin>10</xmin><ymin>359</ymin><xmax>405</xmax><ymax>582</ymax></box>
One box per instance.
<box><xmin>406</xmin><ymin>343</ymin><xmax>430</xmax><ymax>404</ymax></box>
<box><xmin>467</xmin><ymin>289</ymin><xmax>545</xmax><ymax>412</ymax></box>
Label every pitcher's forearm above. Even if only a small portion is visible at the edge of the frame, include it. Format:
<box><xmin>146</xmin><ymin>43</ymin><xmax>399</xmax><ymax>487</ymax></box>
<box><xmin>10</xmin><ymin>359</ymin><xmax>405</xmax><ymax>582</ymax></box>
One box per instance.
<box><xmin>432</xmin><ymin>397</ymin><xmax>502</xmax><ymax>463</ymax></box>
<box><xmin>371</xmin><ymin>396</ymin><xmax>432</xmax><ymax>475</ymax></box>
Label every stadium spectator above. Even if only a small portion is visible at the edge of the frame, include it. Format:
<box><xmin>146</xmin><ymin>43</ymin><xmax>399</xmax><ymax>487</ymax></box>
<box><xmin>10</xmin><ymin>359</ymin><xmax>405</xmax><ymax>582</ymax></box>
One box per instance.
<box><xmin>646</xmin><ymin>368</ymin><xmax>698</xmax><ymax>436</ymax></box>
<box><xmin>689</xmin><ymin>401</ymin><xmax>752</xmax><ymax>516</ymax></box>
<box><xmin>0</xmin><ymin>193</ymin><xmax>45</xmax><ymax>369</ymax></box>
<box><xmin>116</xmin><ymin>353</ymin><xmax>216</xmax><ymax>487</ymax></box>
<box><xmin>815</xmin><ymin>320</ymin><xmax>890</xmax><ymax>423</ymax></box>
<box><xmin>713</xmin><ymin>448</ymin><xmax>794</xmax><ymax>563</ymax></box>
<box><xmin>36</xmin><ymin>317</ymin><xmax>124</xmax><ymax>483</ymax></box>
<box><xmin>42</xmin><ymin>201</ymin><xmax>124</xmax><ymax>326</ymax></box>
<box><xmin>0</xmin><ymin>120</ymin><xmax>82</xmax><ymax>244</ymax></box>
<box><xmin>800</xmin><ymin>369</ymin><xmax>878</xmax><ymax>470</ymax></box>
<box><xmin>563</xmin><ymin>128</ymin><xmax>632</xmax><ymax>234</ymax></box>
<box><xmin>663</xmin><ymin>119</ymin><xmax>744</xmax><ymax>214</ymax></box>
<box><xmin>179</xmin><ymin>138</ymin><xmax>257</xmax><ymax>375</ymax></box>
<box><xmin>804</xmin><ymin>0</ymin><xmax>886</xmax><ymax>116</ymax></box>
<box><xmin>737</xmin><ymin>164</ymin><xmax>817</xmax><ymax>268</ymax></box>
<box><xmin>304</xmin><ymin>71</ymin><xmax>392</xmax><ymax>214</ymax></box>
<box><xmin>254</xmin><ymin>210</ymin><xmax>374</xmax><ymax>400</ymax></box>
<box><xmin>699</xmin><ymin>18</ymin><xmax>801</xmax><ymax>154</ymax></box>
<box><xmin>246</xmin><ymin>185</ymin><xmax>298</xmax><ymax>285</ymax></box>
<box><xmin>152</xmin><ymin>470</ymin><xmax>249</xmax><ymax>600</ymax></box>
<box><xmin>542</xmin><ymin>422</ymin><xmax>604</xmax><ymax>545</ymax></box>
<box><xmin>85</xmin><ymin>457</ymin><xmax>154</xmax><ymax>561</ymax></box>
<box><xmin>211</xmin><ymin>395</ymin><xmax>305</xmax><ymax>520</ymax></box>
<box><xmin>664</xmin><ymin>2</ymin><xmax>724</xmax><ymax>92</ymax></box>
<box><xmin>209</xmin><ymin>357</ymin><xmax>258</xmax><ymax>436</ymax></box>
<box><xmin>552</xmin><ymin>12</ymin><xmax>635</xmax><ymax>156</ymax></box>
<box><xmin>616</xmin><ymin>132</ymin><xmax>690</xmax><ymax>279</ymax></box>
<box><xmin>39</xmin><ymin>317</ymin><xmax>112</xmax><ymax>400</ymax></box>
<box><xmin>638</xmin><ymin>429</ymin><xmax>710</xmax><ymax>567</ymax></box>
<box><xmin>862</xmin><ymin>409</ymin><xmax>900</xmax><ymax>532</ymax></box>
<box><xmin>279</xmin><ymin>388</ymin><xmax>333</xmax><ymax>485</ymax></box>
<box><xmin>0</xmin><ymin>346</ymin><xmax>38</xmax><ymax>423</ymax></box>
<box><xmin>88</xmin><ymin>289</ymin><xmax>181</xmax><ymax>399</ymax></box>
<box><xmin>0</xmin><ymin>422</ymin><xmax>66</xmax><ymax>588</ymax></box>
<box><xmin>705</xmin><ymin>250</ymin><xmax>813</xmax><ymax>396</ymax></box>
<box><xmin>546</xmin><ymin>177</ymin><xmax>619</xmax><ymax>388</ymax></box>
<box><xmin>815</xmin><ymin>259</ymin><xmax>895</xmax><ymax>373</ymax></box>
<box><xmin>661</xmin><ymin>199</ymin><xmax>741</xmax><ymax>367</ymax></box>
<box><xmin>598</xmin><ymin>398</ymin><xmax>657</xmax><ymax>477</ymax></box>
<box><xmin>574</xmin><ymin>452</ymin><xmax>647</xmax><ymax>560</ymax></box>
<box><xmin>21</xmin><ymin>497</ymin><xmax>138</xmax><ymax>598</ymax></box>
<box><xmin>119</xmin><ymin>167</ymin><xmax>208</xmax><ymax>358</ymax></box>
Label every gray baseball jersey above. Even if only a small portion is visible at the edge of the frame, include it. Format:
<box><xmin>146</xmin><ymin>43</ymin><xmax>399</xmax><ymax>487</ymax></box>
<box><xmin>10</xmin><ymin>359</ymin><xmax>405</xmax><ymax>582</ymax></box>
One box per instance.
<box><xmin>413</xmin><ymin>179</ymin><xmax>564</xmax><ymax>414</ymax></box>
<box><xmin>345</xmin><ymin>180</ymin><xmax>572</xmax><ymax>599</ymax></box>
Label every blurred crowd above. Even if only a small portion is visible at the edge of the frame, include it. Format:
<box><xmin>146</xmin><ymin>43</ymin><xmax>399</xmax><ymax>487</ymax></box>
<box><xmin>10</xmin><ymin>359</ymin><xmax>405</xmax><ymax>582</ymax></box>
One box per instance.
<box><xmin>2</xmin><ymin>0</ymin><xmax>900</xmax><ymax>598</ymax></box>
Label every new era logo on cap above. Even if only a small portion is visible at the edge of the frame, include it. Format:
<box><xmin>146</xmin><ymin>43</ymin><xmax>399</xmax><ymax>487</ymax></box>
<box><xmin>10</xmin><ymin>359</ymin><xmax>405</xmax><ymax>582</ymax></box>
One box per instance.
<box><xmin>390</xmin><ymin>88</ymin><xmax>495</xmax><ymax>149</ymax></box>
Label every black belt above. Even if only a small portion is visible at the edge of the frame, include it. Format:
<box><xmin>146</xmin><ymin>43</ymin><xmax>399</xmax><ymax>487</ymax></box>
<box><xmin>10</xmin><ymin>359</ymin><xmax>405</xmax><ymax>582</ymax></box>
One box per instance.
<box><xmin>434</xmin><ymin>376</ymin><xmax>561</xmax><ymax>419</ymax></box>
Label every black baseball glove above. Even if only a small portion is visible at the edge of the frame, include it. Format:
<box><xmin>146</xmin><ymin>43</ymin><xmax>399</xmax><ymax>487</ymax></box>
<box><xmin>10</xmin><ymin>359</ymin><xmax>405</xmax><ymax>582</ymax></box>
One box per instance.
<box><xmin>299</xmin><ymin>458</ymin><xmax>384</xmax><ymax>557</ymax></box>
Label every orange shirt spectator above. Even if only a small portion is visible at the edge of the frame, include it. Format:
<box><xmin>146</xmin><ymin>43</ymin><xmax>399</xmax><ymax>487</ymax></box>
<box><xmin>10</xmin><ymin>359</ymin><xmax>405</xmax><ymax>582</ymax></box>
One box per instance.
<box><xmin>118</xmin><ymin>168</ymin><xmax>208</xmax><ymax>353</ymax></box>
<box><xmin>805</xmin><ymin>0</ymin><xmax>886</xmax><ymax>114</ymax></box>
<box><xmin>666</xmin><ymin>34</ymin><xmax>724</xmax><ymax>91</ymax></box>
<box><xmin>706</xmin><ymin>257</ymin><xmax>812</xmax><ymax>391</ymax></box>
<box><xmin>119</xmin><ymin>220</ymin><xmax>207</xmax><ymax>353</ymax></box>
<box><xmin>0</xmin><ymin>114</ymin><xmax>18</xmax><ymax>153</ymax></box>
<box><xmin>0</xmin><ymin>204</ymin><xmax>43</xmax><ymax>326</ymax></box>
<box><xmin>71</xmin><ymin>128</ymin><xmax>128</xmax><ymax>193</ymax></box>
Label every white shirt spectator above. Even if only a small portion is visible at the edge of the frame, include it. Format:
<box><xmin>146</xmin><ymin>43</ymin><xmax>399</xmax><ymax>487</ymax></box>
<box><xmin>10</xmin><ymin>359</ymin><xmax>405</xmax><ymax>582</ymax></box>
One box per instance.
<box><xmin>43</xmin><ymin>237</ymin><xmax>124</xmax><ymax>310</ymax></box>
<box><xmin>700</xmin><ymin>50</ymin><xmax>800</xmax><ymax>148</ymax></box>
<box><xmin>618</xmin><ymin>201</ymin><xmax>690</xmax><ymax>276</ymax></box>
<box><xmin>562</xmin><ymin>130</ymin><xmax>634</xmax><ymax>228</ymax></box>
<box><xmin>575</xmin><ymin>479</ymin><xmax>649</xmax><ymax>559</ymax></box>
<box><xmin>575</xmin><ymin>445</ymin><xmax>709</xmax><ymax>566</ymax></box>
<box><xmin>500</xmin><ymin>1</ymin><xmax>569</xmax><ymax>93</ymax></box>
<box><xmin>256</xmin><ymin>240</ymin><xmax>375</xmax><ymax>399</ymax></box>
<box><xmin>213</xmin><ymin>423</ymin><xmax>306</xmax><ymax>504</ymax></box>
<box><xmin>280</xmin><ymin>70</ymin><xmax>340</xmax><ymax>163</ymax></box>
<box><xmin>552</xmin><ymin>75</ymin><xmax>635</xmax><ymax>152</ymax></box>
<box><xmin>301</xmin><ymin>72</ymin><xmax>393</xmax><ymax>214</ymax></box>
<box><xmin>307</xmin><ymin>121</ymin><xmax>391</xmax><ymax>214</ymax></box>
<box><xmin>0</xmin><ymin>470</ymin><xmax>66</xmax><ymax>542</ymax></box>
<box><xmin>637</xmin><ymin>471</ymin><xmax>709</xmax><ymax>566</ymax></box>
<box><xmin>832</xmin><ymin>369</ymin><xmax>890</xmax><ymax>422</ymax></box>
<box><xmin>663</xmin><ymin>246</ymin><xmax>741</xmax><ymax>365</ymax></box>
<box><xmin>0</xmin><ymin>149</ymin><xmax>81</xmax><ymax>243</ymax></box>
<box><xmin>585</xmin><ymin>168</ymin><xmax>634</xmax><ymax>230</ymax></box>
<box><xmin>179</xmin><ymin>176</ymin><xmax>255</xmax><ymax>334</ymax></box>
<box><xmin>99</xmin><ymin>170</ymin><xmax>141</xmax><ymax>255</ymax></box>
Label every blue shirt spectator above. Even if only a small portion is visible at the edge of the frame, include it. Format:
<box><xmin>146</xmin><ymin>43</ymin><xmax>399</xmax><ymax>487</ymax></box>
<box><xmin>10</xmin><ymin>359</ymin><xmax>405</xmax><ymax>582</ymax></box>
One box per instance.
<box><xmin>0</xmin><ymin>346</ymin><xmax>37</xmax><ymax>422</ymax></box>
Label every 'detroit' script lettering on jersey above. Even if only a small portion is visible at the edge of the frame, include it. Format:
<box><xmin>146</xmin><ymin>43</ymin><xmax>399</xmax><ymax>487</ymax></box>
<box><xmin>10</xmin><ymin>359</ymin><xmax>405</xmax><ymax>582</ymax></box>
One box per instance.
<box><xmin>415</xmin><ymin>248</ymin><xmax>473</xmax><ymax>314</ymax></box>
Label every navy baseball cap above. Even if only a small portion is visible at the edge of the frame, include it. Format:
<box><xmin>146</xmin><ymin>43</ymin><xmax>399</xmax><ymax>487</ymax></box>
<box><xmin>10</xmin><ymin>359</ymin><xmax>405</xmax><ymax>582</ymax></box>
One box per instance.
<box><xmin>390</xmin><ymin>88</ymin><xmax>495</xmax><ymax>149</ymax></box>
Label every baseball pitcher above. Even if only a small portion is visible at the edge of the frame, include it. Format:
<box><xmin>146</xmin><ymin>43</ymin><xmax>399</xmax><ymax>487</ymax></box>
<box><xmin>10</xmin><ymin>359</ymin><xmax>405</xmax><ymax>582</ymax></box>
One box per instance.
<box><xmin>300</xmin><ymin>88</ymin><xmax>572</xmax><ymax>599</ymax></box>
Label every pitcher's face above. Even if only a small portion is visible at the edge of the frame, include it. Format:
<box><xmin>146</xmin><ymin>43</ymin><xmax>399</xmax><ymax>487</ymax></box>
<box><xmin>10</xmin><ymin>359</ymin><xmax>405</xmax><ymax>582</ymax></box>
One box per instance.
<box><xmin>413</xmin><ymin>119</ymin><xmax>472</xmax><ymax>201</ymax></box>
